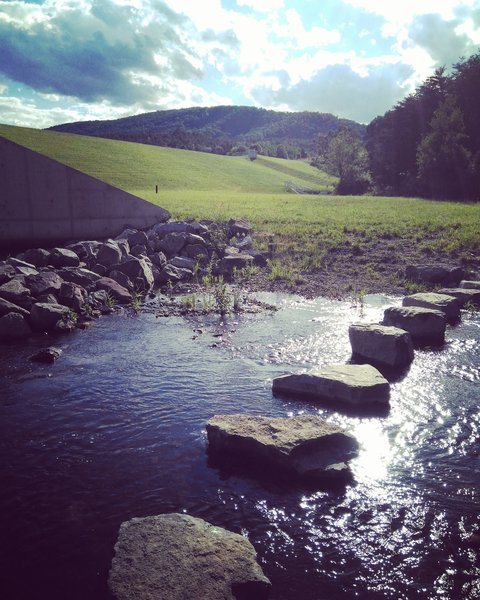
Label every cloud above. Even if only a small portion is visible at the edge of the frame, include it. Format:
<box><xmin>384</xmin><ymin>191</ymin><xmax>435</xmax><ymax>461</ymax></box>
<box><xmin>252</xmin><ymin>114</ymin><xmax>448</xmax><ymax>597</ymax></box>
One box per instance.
<box><xmin>252</xmin><ymin>62</ymin><xmax>414</xmax><ymax>123</ymax></box>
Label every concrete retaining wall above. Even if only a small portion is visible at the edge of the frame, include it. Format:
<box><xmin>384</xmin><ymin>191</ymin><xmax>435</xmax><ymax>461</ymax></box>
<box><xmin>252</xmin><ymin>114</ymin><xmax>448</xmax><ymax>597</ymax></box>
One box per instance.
<box><xmin>0</xmin><ymin>136</ymin><xmax>169</xmax><ymax>248</ymax></box>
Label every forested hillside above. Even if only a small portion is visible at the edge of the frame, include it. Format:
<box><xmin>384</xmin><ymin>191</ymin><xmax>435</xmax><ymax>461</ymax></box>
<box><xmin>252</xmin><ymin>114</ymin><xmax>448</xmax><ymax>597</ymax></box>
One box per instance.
<box><xmin>366</xmin><ymin>51</ymin><xmax>480</xmax><ymax>200</ymax></box>
<box><xmin>49</xmin><ymin>105</ymin><xmax>364</xmax><ymax>159</ymax></box>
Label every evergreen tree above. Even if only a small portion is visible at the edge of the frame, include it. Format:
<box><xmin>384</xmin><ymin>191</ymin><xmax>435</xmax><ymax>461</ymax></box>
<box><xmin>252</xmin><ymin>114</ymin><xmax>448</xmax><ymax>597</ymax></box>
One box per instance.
<box><xmin>324</xmin><ymin>128</ymin><xmax>371</xmax><ymax>194</ymax></box>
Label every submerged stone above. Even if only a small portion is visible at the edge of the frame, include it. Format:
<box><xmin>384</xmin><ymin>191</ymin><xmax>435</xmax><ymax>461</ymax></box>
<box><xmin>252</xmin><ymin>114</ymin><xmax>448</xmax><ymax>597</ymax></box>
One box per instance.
<box><xmin>273</xmin><ymin>364</ymin><xmax>390</xmax><ymax>406</ymax></box>
<box><xmin>206</xmin><ymin>414</ymin><xmax>359</xmax><ymax>480</ymax></box>
<box><xmin>349</xmin><ymin>323</ymin><xmax>414</xmax><ymax>368</ymax></box>
<box><xmin>0</xmin><ymin>312</ymin><xmax>32</xmax><ymax>340</ymax></box>
<box><xmin>109</xmin><ymin>513</ymin><xmax>271</xmax><ymax>600</ymax></box>
<box><xmin>382</xmin><ymin>306</ymin><xmax>446</xmax><ymax>344</ymax></box>
<box><xmin>30</xmin><ymin>302</ymin><xmax>71</xmax><ymax>331</ymax></box>
<box><xmin>402</xmin><ymin>292</ymin><xmax>461</xmax><ymax>322</ymax></box>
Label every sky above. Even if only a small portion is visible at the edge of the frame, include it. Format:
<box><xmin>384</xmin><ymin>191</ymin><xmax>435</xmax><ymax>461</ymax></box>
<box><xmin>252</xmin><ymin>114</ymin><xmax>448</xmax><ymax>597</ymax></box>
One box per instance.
<box><xmin>0</xmin><ymin>0</ymin><xmax>479</xmax><ymax>129</ymax></box>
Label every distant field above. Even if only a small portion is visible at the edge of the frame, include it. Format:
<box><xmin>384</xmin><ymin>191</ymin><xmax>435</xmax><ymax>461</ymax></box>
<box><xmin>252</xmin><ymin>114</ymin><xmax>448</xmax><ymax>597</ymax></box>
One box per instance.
<box><xmin>1</xmin><ymin>123</ymin><xmax>479</xmax><ymax>289</ymax></box>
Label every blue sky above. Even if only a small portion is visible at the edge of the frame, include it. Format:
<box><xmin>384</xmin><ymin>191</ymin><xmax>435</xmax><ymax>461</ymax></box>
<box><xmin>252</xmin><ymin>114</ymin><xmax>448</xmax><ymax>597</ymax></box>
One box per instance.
<box><xmin>0</xmin><ymin>0</ymin><xmax>479</xmax><ymax>128</ymax></box>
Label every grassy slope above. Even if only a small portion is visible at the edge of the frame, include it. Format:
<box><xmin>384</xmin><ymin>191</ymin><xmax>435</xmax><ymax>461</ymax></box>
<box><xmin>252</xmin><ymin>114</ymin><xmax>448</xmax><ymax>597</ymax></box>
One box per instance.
<box><xmin>1</xmin><ymin>123</ymin><xmax>479</xmax><ymax>290</ymax></box>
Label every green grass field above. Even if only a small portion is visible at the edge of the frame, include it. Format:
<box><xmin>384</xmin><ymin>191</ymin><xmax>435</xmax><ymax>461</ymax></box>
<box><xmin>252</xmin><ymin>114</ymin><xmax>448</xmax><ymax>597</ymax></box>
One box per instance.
<box><xmin>1</xmin><ymin>123</ymin><xmax>479</xmax><ymax>278</ymax></box>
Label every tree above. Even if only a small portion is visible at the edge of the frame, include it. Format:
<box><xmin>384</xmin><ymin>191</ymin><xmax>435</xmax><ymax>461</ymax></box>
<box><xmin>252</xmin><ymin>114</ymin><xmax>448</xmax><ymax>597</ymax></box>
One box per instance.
<box><xmin>417</xmin><ymin>96</ymin><xmax>473</xmax><ymax>199</ymax></box>
<box><xmin>324</xmin><ymin>128</ymin><xmax>371</xmax><ymax>194</ymax></box>
<box><xmin>276</xmin><ymin>144</ymin><xmax>288</xmax><ymax>159</ymax></box>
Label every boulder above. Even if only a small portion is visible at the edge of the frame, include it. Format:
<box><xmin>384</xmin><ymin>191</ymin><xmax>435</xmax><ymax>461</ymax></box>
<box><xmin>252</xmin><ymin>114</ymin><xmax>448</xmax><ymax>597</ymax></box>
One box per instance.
<box><xmin>0</xmin><ymin>279</ymin><xmax>35</xmax><ymax>310</ymax></box>
<box><xmin>17</xmin><ymin>248</ymin><xmax>50</xmax><ymax>267</ymax></box>
<box><xmin>109</xmin><ymin>270</ymin><xmax>134</xmax><ymax>291</ymax></box>
<box><xmin>218</xmin><ymin>255</ymin><xmax>254</xmax><ymax>274</ymax></box>
<box><xmin>130</xmin><ymin>244</ymin><xmax>148</xmax><ymax>257</ymax></box>
<box><xmin>7</xmin><ymin>257</ymin><xmax>37</xmax><ymax>270</ymax></box>
<box><xmin>149</xmin><ymin>251</ymin><xmax>167</xmax><ymax>269</ymax></box>
<box><xmin>66</xmin><ymin>240</ymin><xmax>102</xmax><ymax>261</ymax></box>
<box><xmin>96</xmin><ymin>241</ymin><xmax>123</xmax><ymax>268</ymax></box>
<box><xmin>0</xmin><ymin>297</ymin><xmax>30</xmax><ymax>318</ymax></box>
<box><xmin>170</xmin><ymin>256</ymin><xmax>195</xmax><ymax>271</ymax></box>
<box><xmin>228</xmin><ymin>218</ymin><xmax>251</xmax><ymax>238</ymax></box>
<box><xmin>0</xmin><ymin>263</ymin><xmax>16</xmax><ymax>285</ymax></box>
<box><xmin>273</xmin><ymin>364</ymin><xmax>390</xmax><ymax>406</ymax></box>
<box><xmin>186</xmin><ymin>221</ymin><xmax>209</xmax><ymax>236</ymax></box>
<box><xmin>27</xmin><ymin>271</ymin><xmax>64</xmax><ymax>297</ymax></box>
<box><xmin>96</xmin><ymin>277</ymin><xmax>131</xmax><ymax>304</ymax></box>
<box><xmin>207</xmin><ymin>414</ymin><xmax>359</xmax><ymax>480</ymax></box>
<box><xmin>29</xmin><ymin>302</ymin><xmax>71</xmax><ymax>331</ymax></box>
<box><xmin>153</xmin><ymin>221</ymin><xmax>190</xmax><ymax>236</ymax></box>
<box><xmin>56</xmin><ymin>267</ymin><xmax>100</xmax><ymax>289</ymax></box>
<box><xmin>37</xmin><ymin>294</ymin><xmax>58</xmax><ymax>304</ymax></box>
<box><xmin>0</xmin><ymin>312</ymin><xmax>32</xmax><ymax>340</ymax></box>
<box><xmin>29</xmin><ymin>346</ymin><xmax>62</xmax><ymax>363</ymax></box>
<box><xmin>349</xmin><ymin>323</ymin><xmax>414</xmax><ymax>368</ymax></box>
<box><xmin>126</xmin><ymin>229</ymin><xmax>148</xmax><ymax>248</ymax></box>
<box><xmin>402</xmin><ymin>292</ymin><xmax>461</xmax><ymax>322</ymax></box>
<box><xmin>109</xmin><ymin>513</ymin><xmax>271</xmax><ymax>600</ymax></box>
<box><xmin>438</xmin><ymin>288</ymin><xmax>480</xmax><ymax>307</ymax></box>
<box><xmin>91</xmin><ymin>263</ymin><xmax>108</xmax><ymax>276</ymax></box>
<box><xmin>382</xmin><ymin>306</ymin><xmax>446</xmax><ymax>344</ymax></box>
<box><xmin>14</xmin><ymin>265</ymin><xmax>39</xmax><ymax>278</ymax></box>
<box><xmin>49</xmin><ymin>247</ymin><xmax>80</xmax><ymax>268</ymax></box>
<box><xmin>459</xmin><ymin>280</ymin><xmax>480</xmax><ymax>290</ymax></box>
<box><xmin>112</xmin><ymin>257</ymin><xmax>154</xmax><ymax>291</ymax></box>
<box><xmin>158</xmin><ymin>232</ymin><xmax>187</xmax><ymax>256</ymax></box>
<box><xmin>405</xmin><ymin>264</ymin><xmax>464</xmax><ymax>286</ymax></box>
<box><xmin>156</xmin><ymin>264</ymin><xmax>189</xmax><ymax>285</ymax></box>
<box><xmin>182</xmin><ymin>243</ymin><xmax>209</xmax><ymax>261</ymax></box>
<box><xmin>59</xmin><ymin>282</ymin><xmax>87</xmax><ymax>312</ymax></box>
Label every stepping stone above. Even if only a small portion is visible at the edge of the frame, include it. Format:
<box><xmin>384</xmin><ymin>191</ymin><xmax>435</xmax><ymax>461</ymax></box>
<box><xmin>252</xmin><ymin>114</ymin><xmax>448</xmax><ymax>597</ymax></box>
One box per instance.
<box><xmin>273</xmin><ymin>364</ymin><xmax>389</xmax><ymax>406</ymax></box>
<box><xmin>402</xmin><ymin>292</ymin><xmax>461</xmax><ymax>322</ymax></box>
<box><xmin>383</xmin><ymin>306</ymin><xmax>446</xmax><ymax>344</ymax></box>
<box><xmin>349</xmin><ymin>323</ymin><xmax>414</xmax><ymax>368</ymax></box>
<box><xmin>459</xmin><ymin>280</ymin><xmax>480</xmax><ymax>290</ymax></box>
<box><xmin>109</xmin><ymin>513</ymin><xmax>271</xmax><ymax>600</ymax></box>
<box><xmin>206</xmin><ymin>414</ymin><xmax>359</xmax><ymax>481</ymax></box>
<box><xmin>438</xmin><ymin>288</ymin><xmax>480</xmax><ymax>307</ymax></box>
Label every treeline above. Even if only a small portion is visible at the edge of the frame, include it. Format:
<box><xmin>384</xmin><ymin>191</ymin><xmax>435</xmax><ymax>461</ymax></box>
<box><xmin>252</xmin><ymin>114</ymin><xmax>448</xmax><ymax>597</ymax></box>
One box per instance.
<box><xmin>366</xmin><ymin>51</ymin><xmax>480</xmax><ymax>200</ymax></box>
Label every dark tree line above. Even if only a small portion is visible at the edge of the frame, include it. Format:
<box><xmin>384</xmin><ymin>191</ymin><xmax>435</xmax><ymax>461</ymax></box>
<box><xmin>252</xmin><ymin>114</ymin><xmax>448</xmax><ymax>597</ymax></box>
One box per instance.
<box><xmin>366</xmin><ymin>52</ymin><xmax>480</xmax><ymax>200</ymax></box>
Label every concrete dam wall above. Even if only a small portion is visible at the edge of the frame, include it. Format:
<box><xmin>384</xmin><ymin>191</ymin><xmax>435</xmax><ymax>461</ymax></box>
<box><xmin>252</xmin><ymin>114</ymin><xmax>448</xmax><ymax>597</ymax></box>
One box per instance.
<box><xmin>0</xmin><ymin>135</ymin><xmax>169</xmax><ymax>248</ymax></box>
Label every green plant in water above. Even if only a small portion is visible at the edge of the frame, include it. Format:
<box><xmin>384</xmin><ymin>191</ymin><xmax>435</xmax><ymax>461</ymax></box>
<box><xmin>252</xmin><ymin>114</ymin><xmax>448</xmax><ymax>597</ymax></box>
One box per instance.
<box><xmin>103</xmin><ymin>291</ymin><xmax>116</xmax><ymax>309</ymax></box>
<box><xmin>213</xmin><ymin>275</ymin><xmax>232</xmax><ymax>315</ymax></box>
<box><xmin>183</xmin><ymin>293</ymin><xmax>197</xmax><ymax>311</ymax></box>
<box><xmin>351</xmin><ymin>286</ymin><xmax>367</xmax><ymax>316</ymax></box>
<box><xmin>81</xmin><ymin>302</ymin><xmax>94</xmax><ymax>317</ymax></box>
<box><xmin>130</xmin><ymin>290</ymin><xmax>142</xmax><ymax>313</ymax></box>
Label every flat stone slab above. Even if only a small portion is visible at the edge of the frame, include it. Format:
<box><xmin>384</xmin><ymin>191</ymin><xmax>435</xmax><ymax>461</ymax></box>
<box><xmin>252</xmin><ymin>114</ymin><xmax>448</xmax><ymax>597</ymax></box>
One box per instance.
<box><xmin>438</xmin><ymin>288</ymin><xmax>480</xmax><ymax>307</ymax></box>
<box><xmin>402</xmin><ymin>292</ymin><xmax>461</xmax><ymax>322</ymax></box>
<box><xmin>109</xmin><ymin>513</ymin><xmax>271</xmax><ymax>600</ymax></box>
<box><xmin>349</xmin><ymin>323</ymin><xmax>414</xmax><ymax>368</ymax></box>
<box><xmin>206</xmin><ymin>414</ymin><xmax>359</xmax><ymax>479</ymax></box>
<box><xmin>383</xmin><ymin>306</ymin><xmax>446</xmax><ymax>344</ymax></box>
<box><xmin>273</xmin><ymin>364</ymin><xmax>389</xmax><ymax>406</ymax></box>
<box><xmin>459</xmin><ymin>280</ymin><xmax>480</xmax><ymax>290</ymax></box>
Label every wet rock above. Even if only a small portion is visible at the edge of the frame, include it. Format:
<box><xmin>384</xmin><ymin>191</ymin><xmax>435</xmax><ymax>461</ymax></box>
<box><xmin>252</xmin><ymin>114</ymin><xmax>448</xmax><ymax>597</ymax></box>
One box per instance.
<box><xmin>405</xmin><ymin>264</ymin><xmax>464</xmax><ymax>286</ymax></box>
<box><xmin>170</xmin><ymin>256</ymin><xmax>195</xmax><ymax>271</ymax></box>
<box><xmin>108</xmin><ymin>512</ymin><xmax>271</xmax><ymax>600</ymax></box>
<box><xmin>402</xmin><ymin>292</ymin><xmax>461</xmax><ymax>323</ymax></box>
<box><xmin>149</xmin><ymin>251</ymin><xmax>167</xmax><ymax>269</ymax></box>
<box><xmin>29</xmin><ymin>346</ymin><xmax>62</xmax><ymax>363</ymax></box>
<box><xmin>0</xmin><ymin>312</ymin><xmax>32</xmax><ymax>340</ymax></box>
<box><xmin>108</xmin><ymin>270</ymin><xmax>134</xmax><ymax>291</ymax></box>
<box><xmin>113</xmin><ymin>257</ymin><xmax>154</xmax><ymax>291</ymax></box>
<box><xmin>30</xmin><ymin>302</ymin><xmax>71</xmax><ymax>331</ymax></box>
<box><xmin>158</xmin><ymin>232</ymin><xmax>188</xmax><ymax>256</ymax></box>
<box><xmin>218</xmin><ymin>255</ymin><xmax>254</xmax><ymax>274</ymax></box>
<box><xmin>459</xmin><ymin>280</ymin><xmax>480</xmax><ymax>290</ymax></box>
<box><xmin>17</xmin><ymin>248</ymin><xmax>50</xmax><ymax>267</ymax></box>
<box><xmin>96</xmin><ymin>277</ymin><xmax>131</xmax><ymax>304</ymax></box>
<box><xmin>27</xmin><ymin>271</ymin><xmax>64</xmax><ymax>297</ymax></box>
<box><xmin>0</xmin><ymin>279</ymin><xmax>35</xmax><ymax>310</ymax></box>
<box><xmin>438</xmin><ymin>288</ymin><xmax>480</xmax><ymax>307</ymax></box>
<box><xmin>382</xmin><ymin>306</ymin><xmax>446</xmax><ymax>344</ymax></box>
<box><xmin>96</xmin><ymin>241</ymin><xmax>123</xmax><ymax>268</ymax></box>
<box><xmin>207</xmin><ymin>414</ymin><xmax>359</xmax><ymax>480</ymax></box>
<box><xmin>49</xmin><ymin>247</ymin><xmax>80</xmax><ymax>268</ymax></box>
<box><xmin>56</xmin><ymin>267</ymin><xmax>100</xmax><ymax>289</ymax></box>
<box><xmin>0</xmin><ymin>263</ymin><xmax>16</xmax><ymax>285</ymax></box>
<box><xmin>0</xmin><ymin>297</ymin><xmax>30</xmax><ymax>318</ymax></box>
<box><xmin>273</xmin><ymin>364</ymin><xmax>390</xmax><ymax>406</ymax></box>
<box><xmin>228</xmin><ymin>218</ymin><xmax>251</xmax><ymax>238</ymax></box>
<box><xmin>349</xmin><ymin>323</ymin><xmax>414</xmax><ymax>368</ymax></box>
<box><xmin>59</xmin><ymin>282</ymin><xmax>87</xmax><ymax>312</ymax></box>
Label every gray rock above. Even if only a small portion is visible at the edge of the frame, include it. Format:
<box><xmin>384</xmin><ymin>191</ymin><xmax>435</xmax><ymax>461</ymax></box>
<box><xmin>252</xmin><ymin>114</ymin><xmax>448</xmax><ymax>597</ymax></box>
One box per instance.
<box><xmin>228</xmin><ymin>218</ymin><xmax>251</xmax><ymax>238</ymax></box>
<box><xmin>218</xmin><ymin>255</ymin><xmax>254</xmax><ymax>274</ymax></box>
<box><xmin>273</xmin><ymin>364</ymin><xmax>390</xmax><ymax>406</ymax></box>
<box><xmin>149</xmin><ymin>251</ymin><xmax>167</xmax><ymax>269</ymax></box>
<box><xmin>127</xmin><ymin>230</ymin><xmax>148</xmax><ymax>247</ymax></box>
<box><xmin>0</xmin><ymin>263</ymin><xmax>16</xmax><ymax>285</ymax></box>
<box><xmin>0</xmin><ymin>297</ymin><xmax>30</xmax><ymax>318</ymax></box>
<box><xmin>109</xmin><ymin>513</ymin><xmax>271</xmax><ymax>600</ymax></box>
<box><xmin>17</xmin><ymin>248</ymin><xmax>50</xmax><ymax>267</ymax></box>
<box><xmin>66</xmin><ymin>240</ymin><xmax>102</xmax><ymax>261</ymax></box>
<box><xmin>250</xmin><ymin>250</ymin><xmax>269</xmax><ymax>267</ymax></box>
<box><xmin>383</xmin><ymin>306</ymin><xmax>446</xmax><ymax>344</ymax></box>
<box><xmin>27</xmin><ymin>271</ymin><xmax>64</xmax><ymax>297</ymax></box>
<box><xmin>113</xmin><ymin>257</ymin><xmax>154</xmax><ymax>291</ymax></box>
<box><xmin>438</xmin><ymin>288</ymin><xmax>480</xmax><ymax>307</ymax></box>
<box><xmin>224</xmin><ymin>246</ymin><xmax>240</xmax><ymax>256</ymax></box>
<box><xmin>234</xmin><ymin>235</ymin><xmax>253</xmax><ymax>250</ymax></box>
<box><xmin>349</xmin><ymin>323</ymin><xmax>414</xmax><ymax>368</ymax></box>
<box><xmin>49</xmin><ymin>247</ymin><xmax>80</xmax><ymax>268</ymax></box>
<box><xmin>91</xmin><ymin>263</ymin><xmax>107</xmax><ymax>276</ymax></box>
<box><xmin>158</xmin><ymin>232</ymin><xmax>187</xmax><ymax>256</ymax></box>
<box><xmin>7</xmin><ymin>257</ymin><xmax>37</xmax><ymax>270</ymax></box>
<box><xmin>459</xmin><ymin>280</ymin><xmax>480</xmax><ymax>290</ymax></box>
<box><xmin>207</xmin><ymin>414</ymin><xmax>359</xmax><ymax>479</ymax></box>
<box><xmin>29</xmin><ymin>346</ymin><xmax>62</xmax><ymax>363</ymax></box>
<box><xmin>96</xmin><ymin>241</ymin><xmax>123</xmax><ymax>268</ymax></box>
<box><xmin>153</xmin><ymin>221</ymin><xmax>190</xmax><ymax>236</ymax></box>
<box><xmin>0</xmin><ymin>279</ymin><xmax>35</xmax><ymax>310</ymax></box>
<box><xmin>156</xmin><ymin>264</ymin><xmax>188</xmax><ymax>285</ymax></box>
<box><xmin>96</xmin><ymin>277</ymin><xmax>131</xmax><ymax>304</ymax></box>
<box><xmin>186</xmin><ymin>221</ymin><xmax>209</xmax><ymax>235</ymax></box>
<box><xmin>405</xmin><ymin>264</ymin><xmax>464</xmax><ymax>286</ymax></box>
<box><xmin>0</xmin><ymin>312</ymin><xmax>32</xmax><ymax>339</ymax></box>
<box><xmin>59</xmin><ymin>282</ymin><xmax>87</xmax><ymax>312</ymax></box>
<box><xmin>30</xmin><ymin>302</ymin><xmax>71</xmax><ymax>331</ymax></box>
<box><xmin>130</xmin><ymin>244</ymin><xmax>147</xmax><ymax>257</ymax></box>
<box><xmin>402</xmin><ymin>292</ymin><xmax>461</xmax><ymax>322</ymax></box>
<box><xmin>183</xmin><ymin>243</ymin><xmax>209</xmax><ymax>261</ymax></box>
<box><xmin>170</xmin><ymin>256</ymin><xmax>195</xmax><ymax>271</ymax></box>
<box><xmin>108</xmin><ymin>270</ymin><xmax>134</xmax><ymax>291</ymax></box>
<box><xmin>15</xmin><ymin>265</ymin><xmax>39</xmax><ymax>278</ymax></box>
<box><xmin>37</xmin><ymin>293</ymin><xmax>58</xmax><ymax>304</ymax></box>
<box><xmin>56</xmin><ymin>267</ymin><xmax>100</xmax><ymax>289</ymax></box>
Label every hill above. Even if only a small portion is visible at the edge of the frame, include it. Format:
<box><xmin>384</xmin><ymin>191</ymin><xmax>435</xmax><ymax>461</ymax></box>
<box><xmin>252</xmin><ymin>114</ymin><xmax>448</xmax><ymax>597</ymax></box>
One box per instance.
<box><xmin>48</xmin><ymin>105</ymin><xmax>365</xmax><ymax>158</ymax></box>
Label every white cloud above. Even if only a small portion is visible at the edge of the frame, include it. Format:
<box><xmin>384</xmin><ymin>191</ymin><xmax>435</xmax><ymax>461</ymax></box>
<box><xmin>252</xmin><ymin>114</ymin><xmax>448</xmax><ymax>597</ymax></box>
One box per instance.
<box><xmin>236</xmin><ymin>0</ymin><xmax>284</xmax><ymax>12</ymax></box>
